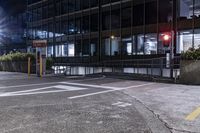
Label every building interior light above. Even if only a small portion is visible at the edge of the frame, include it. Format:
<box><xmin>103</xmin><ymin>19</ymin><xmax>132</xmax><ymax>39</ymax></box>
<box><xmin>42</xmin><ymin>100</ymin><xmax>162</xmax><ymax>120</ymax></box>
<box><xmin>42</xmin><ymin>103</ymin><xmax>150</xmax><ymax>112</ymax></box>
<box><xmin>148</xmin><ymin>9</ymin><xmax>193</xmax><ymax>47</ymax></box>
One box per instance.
<box><xmin>111</xmin><ymin>35</ymin><xmax>115</xmax><ymax>39</ymax></box>
<box><xmin>182</xmin><ymin>31</ymin><xmax>190</xmax><ymax>34</ymax></box>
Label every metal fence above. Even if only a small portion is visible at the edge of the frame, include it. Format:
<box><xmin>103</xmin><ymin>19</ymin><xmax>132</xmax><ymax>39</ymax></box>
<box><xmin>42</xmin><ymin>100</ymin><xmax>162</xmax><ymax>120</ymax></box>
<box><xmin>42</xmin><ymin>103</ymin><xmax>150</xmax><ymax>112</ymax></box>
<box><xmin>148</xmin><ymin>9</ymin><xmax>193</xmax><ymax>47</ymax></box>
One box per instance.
<box><xmin>52</xmin><ymin>56</ymin><xmax>181</xmax><ymax>80</ymax></box>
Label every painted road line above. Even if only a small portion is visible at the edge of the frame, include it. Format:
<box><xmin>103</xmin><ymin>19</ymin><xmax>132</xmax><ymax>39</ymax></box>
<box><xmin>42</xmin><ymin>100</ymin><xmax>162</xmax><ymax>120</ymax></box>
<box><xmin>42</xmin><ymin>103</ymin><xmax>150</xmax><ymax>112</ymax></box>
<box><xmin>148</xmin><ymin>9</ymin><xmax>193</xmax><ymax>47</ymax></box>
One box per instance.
<box><xmin>117</xmin><ymin>103</ymin><xmax>132</xmax><ymax>107</ymax></box>
<box><xmin>122</xmin><ymin>83</ymin><xmax>155</xmax><ymax>90</ymax></box>
<box><xmin>0</xmin><ymin>90</ymin><xmax>70</xmax><ymax>97</ymax></box>
<box><xmin>62</xmin><ymin>81</ymin><xmax>155</xmax><ymax>90</ymax></box>
<box><xmin>68</xmin><ymin>90</ymin><xmax>115</xmax><ymax>99</ymax></box>
<box><xmin>54</xmin><ymin>85</ymin><xmax>88</xmax><ymax>91</ymax></box>
<box><xmin>0</xmin><ymin>82</ymin><xmax>111</xmax><ymax>96</ymax></box>
<box><xmin>112</xmin><ymin>102</ymin><xmax>132</xmax><ymax>107</ymax></box>
<box><xmin>60</xmin><ymin>82</ymin><xmax>119</xmax><ymax>90</ymax></box>
<box><xmin>185</xmin><ymin>107</ymin><xmax>200</xmax><ymax>121</ymax></box>
<box><xmin>68</xmin><ymin>83</ymin><xmax>155</xmax><ymax>99</ymax></box>
<box><xmin>0</xmin><ymin>77</ymin><xmax>105</xmax><ymax>89</ymax></box>
<box><xmin>0</xmin><ymin>82</ymin><xmax>61</xmax><ymax>89</ymax></box>
<box><xmin>0</xmin><ymin>85</ymin><xmax>89</xmax><ymax>97</ymax></box>
<box><xmin>2</xmin><ymin>86</ymin><xmax>53</xmax><ymax>95</ymax></box>
<box><xmin>112</xmin><ymin>102</ymin><xmax>124</xmax><ymax>106</ymax></box>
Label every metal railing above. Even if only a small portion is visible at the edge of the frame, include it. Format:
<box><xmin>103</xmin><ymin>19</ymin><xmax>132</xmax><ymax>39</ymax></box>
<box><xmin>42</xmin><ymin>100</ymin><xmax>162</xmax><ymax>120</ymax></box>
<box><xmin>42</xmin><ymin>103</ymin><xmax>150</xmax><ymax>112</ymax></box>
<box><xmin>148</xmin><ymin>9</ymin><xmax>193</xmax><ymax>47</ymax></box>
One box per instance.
<box><xmin>52</xmin><ymin>56</ymin><xmax>181</xmax><ymax>79</ymax></box>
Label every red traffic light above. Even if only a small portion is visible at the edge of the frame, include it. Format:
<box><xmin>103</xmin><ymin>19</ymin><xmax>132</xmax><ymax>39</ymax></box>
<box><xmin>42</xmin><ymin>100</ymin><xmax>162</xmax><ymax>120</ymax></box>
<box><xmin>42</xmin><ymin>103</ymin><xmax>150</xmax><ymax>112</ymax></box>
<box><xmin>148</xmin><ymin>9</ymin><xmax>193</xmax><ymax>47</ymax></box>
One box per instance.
<box><xmin>161</xmin><ymin>33</ymin><xmax>171</xmax><ymax>41</ymax></box>
<box><xmin>161</xmin><ymin>33</ymin><xmax>171</xmax><ymax>47</ymax></box>
<box><xmin>163</xmin><ymin>34</ymin><xmax>170</xmax><ymax>41</ymax></box>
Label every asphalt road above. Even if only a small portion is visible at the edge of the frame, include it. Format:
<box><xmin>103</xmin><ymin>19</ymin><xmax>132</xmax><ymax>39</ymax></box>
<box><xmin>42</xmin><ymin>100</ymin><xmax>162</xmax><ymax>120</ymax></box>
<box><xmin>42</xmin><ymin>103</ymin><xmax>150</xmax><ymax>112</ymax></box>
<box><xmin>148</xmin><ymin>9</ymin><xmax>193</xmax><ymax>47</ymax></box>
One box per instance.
<box><xmin>0</xmin><ymin>72</ymin><xmax>199</xmax><ymax>133</ymax></box>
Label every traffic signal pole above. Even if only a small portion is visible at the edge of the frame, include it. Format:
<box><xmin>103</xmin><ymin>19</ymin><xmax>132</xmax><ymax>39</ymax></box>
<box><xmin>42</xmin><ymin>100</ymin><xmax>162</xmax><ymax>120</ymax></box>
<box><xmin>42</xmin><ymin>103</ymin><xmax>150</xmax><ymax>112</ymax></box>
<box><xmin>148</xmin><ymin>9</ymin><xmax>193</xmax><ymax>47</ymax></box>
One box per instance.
<box><xmin>170</xmin><ymin>31</ymin><xmax>175</xmax><ymax>79</ymax></box>
<box><xmin>162</xmin><ymin>31</ymin><xmax>174</xmax><ymax>79</ymax></box>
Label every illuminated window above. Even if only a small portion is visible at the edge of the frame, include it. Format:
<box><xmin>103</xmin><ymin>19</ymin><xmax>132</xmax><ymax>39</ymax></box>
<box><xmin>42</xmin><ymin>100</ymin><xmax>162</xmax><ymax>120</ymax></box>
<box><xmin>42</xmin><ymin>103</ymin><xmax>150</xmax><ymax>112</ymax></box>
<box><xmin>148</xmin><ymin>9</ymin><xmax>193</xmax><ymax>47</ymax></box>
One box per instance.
<box><xmin>144</xmin><ymin>33</ymin><xmax>157</xmax><ymax>55</ymax></box>
<box><xmin>47</xmin><ymin>46</ymin><xmax>53</xmax><ymax>57</ymax></box>
<box><xmin>137</xmin><ymin>35</ymin><xmax>144</xmax><ymax>55</ymax></box>
<box><xmin>103</xmin><ymin>37</ymin><xmax>120</xmax><ymax>56</ymax></box>
<box><xmin>56</xmin><ymin>45</ymin><xmax>62</xmax><ymax>57</ymax></box>
<box><xmin>177</xmin><ymin>30</ymin><xmax>193</xmax><ymax>53</ymax></box>
<box><xmin>68</xmin><ymin>43</ymin><xmax>75</xmax><ymax>57</ymax></box>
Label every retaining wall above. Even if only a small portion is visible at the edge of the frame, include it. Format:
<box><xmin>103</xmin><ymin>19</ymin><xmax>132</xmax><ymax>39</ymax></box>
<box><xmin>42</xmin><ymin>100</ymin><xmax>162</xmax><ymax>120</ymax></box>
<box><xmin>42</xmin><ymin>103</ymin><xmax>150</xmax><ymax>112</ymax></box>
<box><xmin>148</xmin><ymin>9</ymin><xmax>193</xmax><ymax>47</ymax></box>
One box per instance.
<box><xmin>180</xmin><ymin>60</ymin><xmax>200</xmax><ymax>85</ymax></box>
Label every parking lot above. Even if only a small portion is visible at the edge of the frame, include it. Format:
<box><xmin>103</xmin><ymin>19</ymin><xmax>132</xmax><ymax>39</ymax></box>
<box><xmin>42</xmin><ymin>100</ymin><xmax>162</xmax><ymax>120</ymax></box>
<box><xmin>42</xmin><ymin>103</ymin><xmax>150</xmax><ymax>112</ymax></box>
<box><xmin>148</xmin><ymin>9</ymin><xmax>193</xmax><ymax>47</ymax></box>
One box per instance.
<box><xmin>0</xmin><ymin>72</ymin><xmax>199</xmax><ymax>133</ymax></box>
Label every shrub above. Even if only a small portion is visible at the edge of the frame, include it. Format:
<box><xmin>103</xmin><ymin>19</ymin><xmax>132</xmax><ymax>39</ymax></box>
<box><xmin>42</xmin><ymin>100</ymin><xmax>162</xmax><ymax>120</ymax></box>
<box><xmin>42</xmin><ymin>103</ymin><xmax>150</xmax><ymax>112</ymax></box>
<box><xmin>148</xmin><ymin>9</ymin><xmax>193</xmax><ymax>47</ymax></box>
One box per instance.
<box><xmin>46</xmin><ymin>57</ymin><xmax>53</xmax><ymax>70</ymax></box>
<box><xmin>181</xmin><ymin>46</ymin><xmax>200</xmax><ymax>60</ymax></box>
<box><xmin>0</xmin><ymin>52</ymin><xmax>36</xmax><ymax>62</ymax></box>
<box><xmin>0</xmin><ymin>52</ymin><xmax>54</xmax><ymax>71</ymax></box>
<box><xmin>0</xmin><ymin>52</ymin><xmax>36</xmax><ymax>73</ymax></box>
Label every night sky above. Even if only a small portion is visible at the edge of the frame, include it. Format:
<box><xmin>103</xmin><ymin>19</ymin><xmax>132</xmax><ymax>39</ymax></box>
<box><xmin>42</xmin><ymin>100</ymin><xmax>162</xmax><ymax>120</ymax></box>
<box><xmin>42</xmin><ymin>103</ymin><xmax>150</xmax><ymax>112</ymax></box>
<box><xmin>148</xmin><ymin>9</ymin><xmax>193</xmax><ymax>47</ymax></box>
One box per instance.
<box><xmin>0</xmin><ymin>0</ymin><xmax>26</xmax><ymax>16</ymax></box>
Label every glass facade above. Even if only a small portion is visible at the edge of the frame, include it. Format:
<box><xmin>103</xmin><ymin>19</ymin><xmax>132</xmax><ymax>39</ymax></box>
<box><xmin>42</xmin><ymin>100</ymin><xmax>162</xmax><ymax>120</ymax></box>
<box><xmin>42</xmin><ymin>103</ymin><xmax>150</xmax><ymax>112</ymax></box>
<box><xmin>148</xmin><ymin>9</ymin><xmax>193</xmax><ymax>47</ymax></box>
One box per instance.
<box><xmin>27</xmin><ymin>0</ymin><xmax>200</xmax><ymax>63</ymax></box>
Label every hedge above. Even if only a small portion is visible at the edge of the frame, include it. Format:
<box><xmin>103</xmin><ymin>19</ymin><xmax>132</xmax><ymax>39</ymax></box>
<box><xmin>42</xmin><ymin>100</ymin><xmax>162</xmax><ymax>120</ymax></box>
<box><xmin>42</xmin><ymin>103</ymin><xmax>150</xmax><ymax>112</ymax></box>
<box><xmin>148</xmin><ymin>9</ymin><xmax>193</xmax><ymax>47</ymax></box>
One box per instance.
<box><xmin>0</xmin><ymin>52</ymin><xmax>53</xmax><ymax>72</ymax></box>
<box><xmin>181</xmin><ymin>46</ymin><xmax>200</xmax><ymax>60</ymax></box>
<box><xmin>0</xmin><ymin>52</ymin><xmax>35</xmax><ymax>62</ymax></box>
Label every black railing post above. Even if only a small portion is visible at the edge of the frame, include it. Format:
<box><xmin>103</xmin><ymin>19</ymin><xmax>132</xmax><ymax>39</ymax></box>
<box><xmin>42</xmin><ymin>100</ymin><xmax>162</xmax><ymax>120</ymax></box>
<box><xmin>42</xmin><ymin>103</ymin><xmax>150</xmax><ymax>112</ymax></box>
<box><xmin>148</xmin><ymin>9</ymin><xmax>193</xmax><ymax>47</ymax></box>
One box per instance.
<box><xmin>160</xmin><ymin>58</ymin><xmax>163</xmax><ymax>77</ymax></box>
<box><xmin>151</xmin><ymin>59</ymin><xmax>153</xmax><ymax>76</ymax></box>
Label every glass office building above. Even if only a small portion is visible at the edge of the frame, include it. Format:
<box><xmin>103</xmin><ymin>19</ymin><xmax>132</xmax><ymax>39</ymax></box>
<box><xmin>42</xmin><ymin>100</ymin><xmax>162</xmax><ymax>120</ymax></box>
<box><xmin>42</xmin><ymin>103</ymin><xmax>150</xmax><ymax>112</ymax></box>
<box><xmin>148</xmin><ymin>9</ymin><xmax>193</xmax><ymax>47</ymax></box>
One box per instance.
<box><xmin>27</xmin><ymin>0</ymin><xmax>200</xmax><ymax>68</ymax></box>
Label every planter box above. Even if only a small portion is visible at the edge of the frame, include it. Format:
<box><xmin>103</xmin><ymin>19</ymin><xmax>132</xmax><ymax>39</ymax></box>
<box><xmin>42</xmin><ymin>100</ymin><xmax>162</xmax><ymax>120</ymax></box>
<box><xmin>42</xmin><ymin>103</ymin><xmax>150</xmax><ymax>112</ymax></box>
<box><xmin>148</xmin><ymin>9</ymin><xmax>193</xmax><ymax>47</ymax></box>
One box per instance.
<box><xmin>180</xmin><ymin>60</ymin><xmax>200</xmax><ymax>85</ymax></box>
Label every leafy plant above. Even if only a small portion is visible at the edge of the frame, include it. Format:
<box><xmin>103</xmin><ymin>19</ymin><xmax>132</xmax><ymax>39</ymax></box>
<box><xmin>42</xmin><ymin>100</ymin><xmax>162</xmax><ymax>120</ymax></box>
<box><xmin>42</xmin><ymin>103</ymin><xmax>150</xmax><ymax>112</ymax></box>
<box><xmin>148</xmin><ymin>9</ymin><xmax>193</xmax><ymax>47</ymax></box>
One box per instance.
<box><xmin>181</xmin><ymin>46</ymin><xmax>200</xmax><ymax>60</ymax></box>
<box><xmin>46</xmin><ymin>57</ymin><xmax>53</xmax><ymax>70</ymax></box>
<box><xmin>0</xmin><ymin>52</ymin><xmax>36</xmax><ymax>62</ymax></box>
<box><xmin>0</xmin><ymin>52</ymin><xmax>54</xmax><ymax>70</ymax></box>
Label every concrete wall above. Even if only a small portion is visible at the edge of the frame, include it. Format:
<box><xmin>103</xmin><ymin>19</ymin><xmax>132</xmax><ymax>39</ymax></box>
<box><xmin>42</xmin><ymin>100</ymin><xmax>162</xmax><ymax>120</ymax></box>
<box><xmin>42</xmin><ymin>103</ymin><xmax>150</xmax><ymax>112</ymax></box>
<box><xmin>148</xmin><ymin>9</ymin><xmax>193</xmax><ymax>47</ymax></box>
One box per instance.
<box><xmin>180</xmin><ymin>60</ymin><xmax>200</xmax><ymax>85</ymax></box>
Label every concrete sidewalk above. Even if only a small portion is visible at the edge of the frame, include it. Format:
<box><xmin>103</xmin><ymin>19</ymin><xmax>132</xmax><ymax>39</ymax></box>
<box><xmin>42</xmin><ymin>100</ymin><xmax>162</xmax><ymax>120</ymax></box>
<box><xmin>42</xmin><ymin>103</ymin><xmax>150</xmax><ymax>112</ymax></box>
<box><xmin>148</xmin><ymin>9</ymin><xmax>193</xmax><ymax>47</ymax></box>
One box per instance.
<box><xmin>114</xmin><ymin>83</ymin><xmax>200</xmax><ymax>133</ymax></box>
